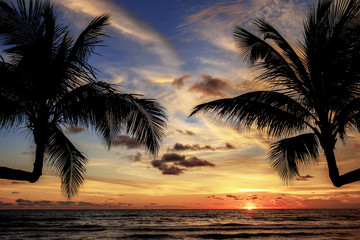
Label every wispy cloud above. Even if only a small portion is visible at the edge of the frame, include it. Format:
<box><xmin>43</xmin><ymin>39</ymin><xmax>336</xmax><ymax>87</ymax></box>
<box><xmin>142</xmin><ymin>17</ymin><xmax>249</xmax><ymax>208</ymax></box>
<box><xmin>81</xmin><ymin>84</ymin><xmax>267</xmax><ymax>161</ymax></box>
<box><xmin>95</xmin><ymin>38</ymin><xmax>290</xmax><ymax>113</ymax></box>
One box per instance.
<box><xmin>182</xmin><ymin>0</ymin><xmax>307</xmax><ymax>53</ymax></box>
<box><xmin>176</xmin><ymin>129</ymin><xmax>196</xmax><ymax>136</ymax></box>
<box><xmin>55</xmin><ymin>0</ymin><xmax>183</xmax><ymax>68</ymax></box>
<box><xmin>127</xmin><ymin>152</ymin><xmax>142</xmax><ymax>162</ymax></box>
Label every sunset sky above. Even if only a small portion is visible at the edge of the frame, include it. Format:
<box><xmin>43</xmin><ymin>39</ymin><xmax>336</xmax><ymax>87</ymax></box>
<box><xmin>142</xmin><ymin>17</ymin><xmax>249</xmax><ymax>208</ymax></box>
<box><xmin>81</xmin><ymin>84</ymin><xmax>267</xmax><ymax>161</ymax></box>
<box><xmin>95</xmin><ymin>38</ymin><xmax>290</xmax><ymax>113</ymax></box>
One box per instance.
<box><xmin>1</xmin><ymin>0</ymin><xmax>360</xmax><ymax>209</ymax></box>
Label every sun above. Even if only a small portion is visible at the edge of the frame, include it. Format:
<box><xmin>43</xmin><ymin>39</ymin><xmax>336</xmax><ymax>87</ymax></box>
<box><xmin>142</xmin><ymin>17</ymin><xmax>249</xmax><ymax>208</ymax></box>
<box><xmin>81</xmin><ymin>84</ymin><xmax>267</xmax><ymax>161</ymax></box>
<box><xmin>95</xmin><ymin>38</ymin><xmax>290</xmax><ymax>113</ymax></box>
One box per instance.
<box><xmin>247</xmin><ymin>206</ymin><xmax>253</xmax><ymax>211</ymax></box>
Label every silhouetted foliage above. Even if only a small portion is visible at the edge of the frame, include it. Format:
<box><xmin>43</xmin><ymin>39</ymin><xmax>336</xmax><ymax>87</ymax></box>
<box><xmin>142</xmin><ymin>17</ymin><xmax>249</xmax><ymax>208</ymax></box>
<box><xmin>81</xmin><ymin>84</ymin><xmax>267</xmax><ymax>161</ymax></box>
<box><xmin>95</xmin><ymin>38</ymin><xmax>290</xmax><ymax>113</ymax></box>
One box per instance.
<box><xmin>190</xmin><ymin>0</ymin><xmax>360</xmax><ymax>187</ymax></box>
<box><xmin>0</xmin><ymin>0</ymin><xmax>166</xmax><ymax>198</ymax></box>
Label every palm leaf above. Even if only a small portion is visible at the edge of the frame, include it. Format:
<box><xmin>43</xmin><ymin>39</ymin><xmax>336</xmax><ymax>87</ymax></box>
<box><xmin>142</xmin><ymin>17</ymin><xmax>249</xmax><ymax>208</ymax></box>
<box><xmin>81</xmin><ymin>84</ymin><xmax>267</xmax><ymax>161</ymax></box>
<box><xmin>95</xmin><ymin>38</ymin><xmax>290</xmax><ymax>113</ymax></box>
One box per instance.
<box><xmin>253</xmin><ymin>19</ymin><xmax>310</xmax><ymax>86</ymax></box>
<box><xmin>68</xmin><ymin>14</ymin><xmax>110</xmax><ymax>82</ymax></box>
<box><xmin>302</xmin><ymin>0</ymin><xmax>360</xmax><ymax>109</ymax></box>
<box><xmin>57</xmin><ymin>82</ymin><xmax>166</xmax><ymax>155</ymax></box>
<box><xmin>125</xmin><ymin>97</ymin><xmax>167</xmax><ymax>155</ymax></box>
<box><xmin>0</xmin><ymin>0</ymin><xmax>52</xmax><ymax>52</ymax></box>
<box><xmin>268</xmin><ymin>133</ymin><xmax>320</xmax><ymax>183</ymax></box>
<box><xmin>335</xmin><ymin>97</ymin><xmax>360</xmax><ymax>139</ymax></box>
<box><xmin>45</xmin><ymin>125</ymin><xmax>87</xmax><ymax>199</ymax></box>
<box><xmin>190</xmin><ymin>91</ymin><xmax>313</xmax><ymax>138</ymax></box>
<box><xmin>234</xmin><ymin>26</ymin><xmax>308</xmax><ymax>96</ymax></box>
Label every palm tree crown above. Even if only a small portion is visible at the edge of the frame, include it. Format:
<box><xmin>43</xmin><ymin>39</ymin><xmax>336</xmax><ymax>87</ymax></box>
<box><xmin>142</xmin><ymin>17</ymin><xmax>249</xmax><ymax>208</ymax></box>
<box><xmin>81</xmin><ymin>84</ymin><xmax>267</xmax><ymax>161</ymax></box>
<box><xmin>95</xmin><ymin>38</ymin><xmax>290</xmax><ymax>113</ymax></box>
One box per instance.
<box><xmin>190</xmin><ymin>0</ymin><xmax>360</xmax><ymax>187</ymax></box>
<box><xmin>0</xmin><ymin>0</ymin><xmax>166</xmax><ymax>198</ymax></box>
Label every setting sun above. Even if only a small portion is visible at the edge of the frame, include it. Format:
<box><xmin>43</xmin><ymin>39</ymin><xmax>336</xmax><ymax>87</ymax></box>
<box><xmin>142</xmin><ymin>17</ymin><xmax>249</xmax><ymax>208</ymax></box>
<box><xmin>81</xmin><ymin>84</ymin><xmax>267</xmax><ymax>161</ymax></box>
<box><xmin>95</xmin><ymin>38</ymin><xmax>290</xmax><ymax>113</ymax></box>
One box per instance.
<box><xmin>247</xmin><ymin>206</ymin><xmax>254</xmax><ymax>211</ymax></box>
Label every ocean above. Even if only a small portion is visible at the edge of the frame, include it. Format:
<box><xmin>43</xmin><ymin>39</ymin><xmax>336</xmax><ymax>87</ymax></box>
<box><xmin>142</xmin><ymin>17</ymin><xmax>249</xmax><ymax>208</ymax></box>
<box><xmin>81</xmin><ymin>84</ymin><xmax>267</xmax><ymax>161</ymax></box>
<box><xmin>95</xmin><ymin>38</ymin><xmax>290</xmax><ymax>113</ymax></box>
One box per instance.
<box><xmin>0</xmin><ymin>209</ymin><xmax>359</xmax><ymax>239</ymax></box>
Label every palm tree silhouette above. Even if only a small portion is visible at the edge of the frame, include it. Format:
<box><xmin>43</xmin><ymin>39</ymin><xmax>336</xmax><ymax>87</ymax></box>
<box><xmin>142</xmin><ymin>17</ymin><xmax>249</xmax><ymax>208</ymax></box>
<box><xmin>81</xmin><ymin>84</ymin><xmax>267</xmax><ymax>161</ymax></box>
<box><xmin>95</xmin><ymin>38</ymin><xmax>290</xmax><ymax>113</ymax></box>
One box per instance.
<box><xmin>0</xmin><ymin>0</ymin><xmax>166</xmax><ymax>198</ymax></box>
<box><xmin>190</xmin><ymin>0</ymin><xmax>360</xmax><ymax>187</ymax></box>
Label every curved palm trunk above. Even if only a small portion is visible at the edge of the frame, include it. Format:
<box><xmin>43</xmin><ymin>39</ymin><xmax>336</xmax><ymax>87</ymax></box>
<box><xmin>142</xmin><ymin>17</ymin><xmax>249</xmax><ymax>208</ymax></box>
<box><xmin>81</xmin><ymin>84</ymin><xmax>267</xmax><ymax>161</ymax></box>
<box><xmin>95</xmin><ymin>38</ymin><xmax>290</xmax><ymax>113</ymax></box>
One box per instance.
<box><xmin>0</xmin><ymin>123</ymin><xmax>48</xmax><ymax>183</ymax></box>
<box><xmin>323</xmin><ymin>145</ymin><xmax>360</xmax><ymax>187</ymax></box>
<box><xmin>0</xmin><ymin>144</ymin><xmax>44</xmax><ymax>183</ymax></box>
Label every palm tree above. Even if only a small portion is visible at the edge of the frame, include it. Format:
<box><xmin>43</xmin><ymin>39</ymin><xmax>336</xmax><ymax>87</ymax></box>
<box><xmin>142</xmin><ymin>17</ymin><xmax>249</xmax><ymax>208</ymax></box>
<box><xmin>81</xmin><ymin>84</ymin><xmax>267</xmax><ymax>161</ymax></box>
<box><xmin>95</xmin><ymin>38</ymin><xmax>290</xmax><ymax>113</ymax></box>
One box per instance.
<box><xmin>0</xmin><ymin>0</ymin><xmax>166</xmax><ymax>198</ymax></box>
<box><xmin>190</xmin><ymin>0</ymin><xmax>360</xmax><ymax>187</ymax></box>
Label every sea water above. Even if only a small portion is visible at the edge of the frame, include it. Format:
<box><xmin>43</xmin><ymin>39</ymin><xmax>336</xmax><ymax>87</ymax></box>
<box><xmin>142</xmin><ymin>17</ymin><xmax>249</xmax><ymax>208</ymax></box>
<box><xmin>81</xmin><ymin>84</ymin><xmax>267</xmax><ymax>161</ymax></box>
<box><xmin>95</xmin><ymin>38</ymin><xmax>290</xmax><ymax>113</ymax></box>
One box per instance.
<box><xmin>1</xmin><ymin>209</ymin><xmax>360</xmax><ymax>239</ymax></box>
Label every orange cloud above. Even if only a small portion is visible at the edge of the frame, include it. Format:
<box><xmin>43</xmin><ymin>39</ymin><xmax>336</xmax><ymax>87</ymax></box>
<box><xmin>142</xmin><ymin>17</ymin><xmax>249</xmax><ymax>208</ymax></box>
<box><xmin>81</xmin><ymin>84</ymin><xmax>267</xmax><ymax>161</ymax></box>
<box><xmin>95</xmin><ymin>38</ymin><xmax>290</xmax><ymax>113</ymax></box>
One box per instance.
<box><xmin>173</xmin><ymin>74</ymin><xmax>191</xmax><ymax>89</ymax></box>
<box><xmin>189</xmin><ymin>74</ymin><xmax>231</xmax><ymax>97</ymax></box>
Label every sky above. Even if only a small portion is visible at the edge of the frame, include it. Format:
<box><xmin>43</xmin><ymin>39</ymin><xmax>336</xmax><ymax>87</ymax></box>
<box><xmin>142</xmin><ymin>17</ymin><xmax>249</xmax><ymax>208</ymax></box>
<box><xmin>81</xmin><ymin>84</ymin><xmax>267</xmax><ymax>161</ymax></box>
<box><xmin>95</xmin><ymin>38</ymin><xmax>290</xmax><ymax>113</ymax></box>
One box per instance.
<box><xmin>1</xmin><ymin>0</ymin><xmax>360</xmax><ymax>210</ymax></box>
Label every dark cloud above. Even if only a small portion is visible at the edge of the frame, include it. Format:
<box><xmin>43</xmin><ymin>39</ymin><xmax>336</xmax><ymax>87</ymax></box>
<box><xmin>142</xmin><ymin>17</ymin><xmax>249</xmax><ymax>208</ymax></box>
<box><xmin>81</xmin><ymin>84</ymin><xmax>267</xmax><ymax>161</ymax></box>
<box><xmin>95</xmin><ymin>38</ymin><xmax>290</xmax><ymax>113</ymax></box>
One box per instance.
<box><xmin>173</xmin><ymin>74</ymin><xmax>190</xmax><ymax>89</ymax></box>
<box><xmin>161</xmin><ymin>153</ymin><xmax>186</xmax><ymax>162</ymax></box>
<box><xmin>274</xmin><ymin>197</ymin><xmax>285</xmax><ymax>203</ymax></box>
<box><xmin>76</xmin><ymin>201</ymin><xmax>99</xmax><ymax>207</ymax></box>
<box><xmin>225</xmin><ymin>142</ymin><xmax>236</xmax><ymax>149</ymax></box>
<box><xmin>33</xmin><ymin>201</ymin><xmax>53</xmax><ymax>206</ymax></box>
<box><xmin>179</xmin><ymin>156</ymin><xmax>215</xmax><ymax>167</ymax></box>
<box><xmin>176</xmin><ymin>129</ymin><xmax>196</xmax><ymax>136</ymax></box>
<box><xmin>162</xmin><ymin>166</ymin><xmax>184</xmax><ymax>175</ymax></box>
<box><xmin>64</xmin><ymin>125</ymin><xmax>86</xmax><ymax>135</ymax></box>
<box><xmin>14</xmin><ymin>199</ymin><xmax>104</xmax><ymax>208</ymax></box>
<box><xmin>189</xmin><ymin>74</ymin><xmax>231</xmax><ymax>97</ymax></box>
<box><xmin>16</xmin><ymin>199</ymin><xmax>53</xmax><ymax>207</ymax></box>
<box><xmin>16</xmin><ymin>199</ymin><xmax>31</xmax><ymax>203</ymax></box>
<box><xmin>296</xmin><ymin>175</ymin><xmax>314</xmax><ymax>181</ymax></box>
<box><xmin>112</xmin><ymin>135</ymin><xmax>141</xmax><ymax>149</ymax></box>
<box><xmin>169</xmin><ymin>143</ymin><xmax>215</xmax><ymax>151</ymax></box>
<box><xmin>0</xmin><ymin>201</ymin><xmax>13</xmax><ymax>206</ymax></box>
<box><xmin>16</xmin><ymin>199</ymin><xmax>32</xmax><ymax>206</ymax></box>
<box><xmin>57</xmin><ymin>201</ymin><xmax>76</xmax><ymax>206</ymax></box>
<box><xmin>12</xmin><ymin>192</ymin><xmax>20</xmax><ymax>194</ymax></box>
<box><xmin>127</xmin><ymin>152</ymin><xmax>142</xmax><ymax>162</ymax></box>
<box><xmin>151</xmin><ymin>159</ymin><xmax>184</xmax><ymax>175</ymax></box>
<box><xmin>11</xmin><ymin>181</ymin><xmax>26</xmax><ymax>184</ymax></box>
<box><xmin>118</xmin><ymin>203</ymin><xmax>133</xmax><ymax>207</ymax></box>
<box><xmin>169</xmin><ymin>142</ymin><xmax>235</xmax><ymax>151</ymax></box>
<box><xmin>226</xmin><ymin>194</ymin><xmax>241</xmax><ymax>200</ymax></box>
<box><xmin>151</xmin><ymin>153</ymin><xmax>215</xmax><ymax>175</ymax></box>
<box><xmin>208</xmin><ymin>195</ymin><xmax>224</xmax><ymax>200</ymax></box>
<box><xmin>247</xmin><ymin>195</ymin><xmax>258</xmax><ymax>201</ymax></box>
<box><xmin>22</xmin><ymin>152</ymin><xmax>35</xmax><ymax>156</ymax></box>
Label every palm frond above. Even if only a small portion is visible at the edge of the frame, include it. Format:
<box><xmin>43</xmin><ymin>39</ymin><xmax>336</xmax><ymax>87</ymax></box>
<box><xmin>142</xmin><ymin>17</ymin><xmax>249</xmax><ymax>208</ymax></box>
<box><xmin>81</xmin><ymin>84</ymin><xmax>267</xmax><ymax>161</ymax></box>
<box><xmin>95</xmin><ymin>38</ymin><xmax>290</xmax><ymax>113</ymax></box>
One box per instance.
<box><xmin>0</xmin><ymin>0</ymin><xmax>51</xmax><ymax>48</ymax></box>
<box><xmin>57</xmin><ymin>82</ymin><xmax>166</xmax><ymax>155</ymax></box>
<box><xmin>253</xmin><ymin>19</ymin><xmax>310</xmax><ymax>86</ymax></box>
<box><xmin>124</xmin><ymin>97</ymin><xmax>167</xmax><ymax>155</ymax></box>
<box><xmin>0</xmin><ymin>96</ymin><xmax>26</xmax><ymax>133</ymax></box>
<box><xmin>268</xmin><ymin>133</ymin><xmax>320</xmax><ymax>183</ymax></box>
<box><xmin>190</xmin><ymin>91</ymin><xmax>313</xmax><ymax>138</ymax></box>
<box><xmin>233</xmin><ymin>26</ymin><xmax>308</xmax><ymax>96</ymax></box>
<box><xmin>45</xmin><ymin>125</ymin><xmax>87</xmax><ymax>199</ymax></box>
<box><xmin>0</xmin><ymin>61</ymin><xmax>26</xmax><ymax>132</ymax></box>
<box><xmin>335</xmin><ymin>97</ymin><xmax>360</xmax><ymax>139</ymax></box>
<box><xmin>68</xmin><ymin>14</ymin><xmax>110</xmax><ymax>81</ymax></box>
<box><xmin>302</xmin><ymin>0</ymin><xmax>360</xmax><ymax>109</ymax></box>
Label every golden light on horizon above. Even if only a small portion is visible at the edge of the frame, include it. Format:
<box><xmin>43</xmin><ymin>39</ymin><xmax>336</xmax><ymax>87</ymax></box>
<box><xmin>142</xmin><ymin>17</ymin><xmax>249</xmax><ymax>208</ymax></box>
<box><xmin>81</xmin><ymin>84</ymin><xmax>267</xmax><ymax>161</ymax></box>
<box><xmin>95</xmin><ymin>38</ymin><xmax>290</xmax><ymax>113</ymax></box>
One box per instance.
<box><xmin>246</xmin><ymin>205</ymin><xmax>254</xmax><ymax>211</ymax></box>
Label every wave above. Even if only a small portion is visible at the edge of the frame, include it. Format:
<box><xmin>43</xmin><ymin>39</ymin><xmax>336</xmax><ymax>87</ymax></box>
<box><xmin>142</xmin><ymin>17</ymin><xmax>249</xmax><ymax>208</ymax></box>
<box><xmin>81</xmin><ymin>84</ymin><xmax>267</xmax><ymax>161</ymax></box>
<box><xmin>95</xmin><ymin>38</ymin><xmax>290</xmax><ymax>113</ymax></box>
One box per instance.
<box><xmin>120</xmin><ymin>234</ymin><xmax>175</xmax><ymax>239</ymax></box>
<box><xmin>0</xmin><ymin>224</ymin><xmax>107</xmax><ymax>232</ymax></box>
<box><xmin>123</xmin><ymin>222</ymin><xmax>360</xmax><ymax>231</ymax></box>
<box><xmin>194</xmin><ymin>232</ymin><xmax>321</xmax><ymax>239</ymax></box>
<box><xmin>0</xmin><ymin>216</ymin><xmax>79</xmax><ymax>222</ymax></box>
